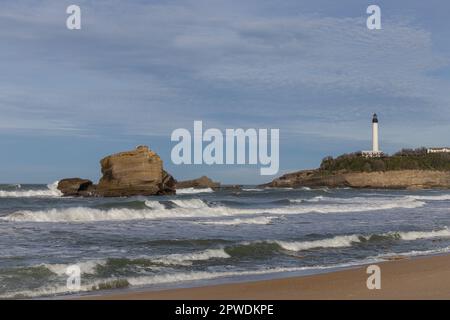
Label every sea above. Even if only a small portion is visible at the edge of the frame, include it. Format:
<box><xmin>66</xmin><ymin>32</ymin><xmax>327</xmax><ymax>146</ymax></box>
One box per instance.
<box><xmin>0</xmin><ymin>182</ymin><xmax>449</xmax><ymax>298</ymax></box>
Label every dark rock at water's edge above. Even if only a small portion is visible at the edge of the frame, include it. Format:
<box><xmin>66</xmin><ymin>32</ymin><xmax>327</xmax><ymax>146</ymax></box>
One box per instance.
<box><xmin>58</xmin><ymin>146</ymin><xmax>176</xmax><ymax>197</ymax></box>
<box><xmin>57</xmin><ymin>178</ymin><xmax>96</xmax><ymax>196</ymax></box>
<box><xmin>176</xmin><ymin>176</ymin><xmax>220</xmax><ymax>189</ymax></box>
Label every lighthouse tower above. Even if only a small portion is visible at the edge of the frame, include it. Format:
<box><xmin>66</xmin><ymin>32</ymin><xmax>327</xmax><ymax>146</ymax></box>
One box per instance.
<box><xmin>362</xmin><ymin>113</ymin><xmax>382</xmax><ymax>158</ymax></box>
<box><xmin>372</xmin><ymin>113</ymin><xmax>379</xmax><ymax>152</ymax></box>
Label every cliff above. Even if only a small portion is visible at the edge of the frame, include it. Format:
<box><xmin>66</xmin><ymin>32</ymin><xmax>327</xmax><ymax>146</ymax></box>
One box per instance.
<box><xmin>264</xmin><ymin>169</ymin><xmax>450</xmax><ymax>189</ymax></box>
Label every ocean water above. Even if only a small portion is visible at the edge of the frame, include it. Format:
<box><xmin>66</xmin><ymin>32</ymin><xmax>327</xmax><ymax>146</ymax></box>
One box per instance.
<box><xmin>0</xmin><ymin>182</ymin><xmax>449</xmax><ymax>298</ymax></box>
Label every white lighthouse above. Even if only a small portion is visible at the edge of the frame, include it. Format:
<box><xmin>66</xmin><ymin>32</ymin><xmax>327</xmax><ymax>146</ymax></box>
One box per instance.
<box><xmin>372</xmin><ymin>113</ymin><xmax>379</xmax><ymax>152</ymax></box>
<box><xmin>362</xmin><ymin>113</ymin><xmax>383</xmax><ymax>158</ymax></box>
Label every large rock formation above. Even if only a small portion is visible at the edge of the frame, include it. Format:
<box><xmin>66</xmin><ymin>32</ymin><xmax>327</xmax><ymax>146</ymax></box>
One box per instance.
<box><xmin>96</xmin><ymin>146</ymin><xmax>176</xmax><ymax>197</ymax></box>
<box><xmin>263</xmin><ymin>169</ymin><xmax>450</xmax><ymax>189</ymax></box>
<box><xmin>58</xmin><ymin>146</ymin><xmax>176</xmax><ymax>197</ymax></box>
<box><xmin>176</xmin><ymin>176</ymin><xmax>220</xmax><ymax>189</ymax></box>
<box><xmin>57</xmin><ymin>178</ymin><xmax>96</xmax><ymax>196</ymax></box>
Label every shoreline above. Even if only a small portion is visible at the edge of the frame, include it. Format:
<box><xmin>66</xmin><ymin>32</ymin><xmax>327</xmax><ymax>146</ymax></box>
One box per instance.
<box><xmin>76</xmin><ymin>253</ymin><xmax>450</xmax><ymax>300</ymax></box>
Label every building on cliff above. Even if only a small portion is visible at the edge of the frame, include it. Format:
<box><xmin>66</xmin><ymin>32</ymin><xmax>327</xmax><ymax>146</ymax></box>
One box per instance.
<box><xmin>427</xmin><ymin>147</ymin><xmax>450</xmax><ymax>154</ymax></box>
<box><xmin>362</xmin><ymin>113</ymin><xmax>384</xmax><ymax>158</ymax></box>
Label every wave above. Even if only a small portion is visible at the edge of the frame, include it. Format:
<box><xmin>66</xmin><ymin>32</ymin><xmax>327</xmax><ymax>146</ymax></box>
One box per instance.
<box><xmin>273</xmin><ymin>235</ymin><xmax>361</xmax><ymax>251</ymax></box>
<box><xmin>2</xmin><ymin>195</ymin><xmax>426</xmax><ymax>223</ymax></box>
<box><xmin>0</xmin><ymin>181</ymin><xmax>61</xmax><ymax>198</ymax></box>
<box><xmin>42</xmin><ymin>259</ymin><xmax>107</xmax><ymax>276</ymax></box>
<box><xmin>151</xmin><ymin>249</ymin><xmax>230</xmax><ymax>266</ymax></box>
<box><xmin>267</xmin><ymin>227</ymin><xmax>450</xmax><ymax>252</ymax></box>
<box><xmin>406</xmin><ymin>194</ymin><xmax>450</xmax><ymax>201</ymax></box>
<box><xmin>170</xmin><ymin>198</ymin><xmax>209</xmax><ymax>208</ymax></box>
<box><xmin>144</xmin><ymin>200</ymin><xmax>166</xmax><ymax>210</ymax></box>
<box><xmin>3</xmin><ymin>256</ymin><xmax>391</xmax><ymax>299</ymax></box>
<box><xmin>390</xmin><ymin>227</ymin><xmax>450</xmax><ymax>241</ymax></box>
<box><xmin>374</xmin><ymin>246</ymin><xmax>450</xmax><ymax>260</ymax></box>
<box><xmin>197</xmin><ymin>216</ymin><xmax>277</xmax><ymax>225</ymax></box>
<box><xmin>176</xmin><ymin>188</ymin><xmax>214</xmax><ymax>194</ymax></box>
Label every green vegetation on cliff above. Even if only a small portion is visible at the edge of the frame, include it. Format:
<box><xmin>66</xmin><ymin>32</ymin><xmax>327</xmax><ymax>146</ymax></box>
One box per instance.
<box><xmin>320</xmin><ymin>148</ymin><xmax>450</xmax><ymax>173</ymax></box>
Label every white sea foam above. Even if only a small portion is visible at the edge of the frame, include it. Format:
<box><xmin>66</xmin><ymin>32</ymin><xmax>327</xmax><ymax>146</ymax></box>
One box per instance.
<box><xmin>43</xmin><ymin>259</ymin><xmax>107</xmax><ymax>276</ymax></box>
<box><xmin>1</xmin><ymin>195</ymin><xmax>426</xmax><ymax>223</ymax></box>
<box><xmin>406</xmin><ymin>194</ymin><xmax>450</xmax><ymax>201</ymax></box>
<box><xmin>271</xmin><ymin>227</ymin><xmax>450</xmax><ymax>252</ymax></box>
<box><xmin>144</xmin><ymin>200</ymin><xmax>166</xmax><ymax>210</ymax></box>
<box><xmin>198</xmin><ymin>216</ymin><xmax>277</xmax><ymax>225</ymax></box>
<box><xmin>0</xmin><ymin>181</ymin><xmax>62</xmax><ymax>198</ymax></box>
<box><xmin>374</xmin><ymin>246</ymin><xmax>450</xmax><ymax>260</ymax></box>
<box><xmin>3</xmin><ymin>248</ymin><xmax>448</xmax><ymax>299</ymax></box>
<box><xmin>151</xmin><ymin>249</ymin><xmax>230</xmax><ymax>266</ymax></box>
<box><xmin>176</xmin><ymin>188</ymin><xmax>214</xmax><ymax>194</ymax></box>
<box><xmin>242</xmin><ymin>188</ymin><xmax>264</xmax><ymax>192</ymax></box>
<box><xmin>393</xmin><ymin>227</ymin><xmax>450</xmax><ymax>241</ymax></box>
<box><xmin>274</xmin><ymin>235</ymin><xmax>361</xmax><ymax>251</ymax></box>
<box><xmin>170</xmin><ymin>198</ymin><xmax>209</xmax><ymax>208</ymax></box>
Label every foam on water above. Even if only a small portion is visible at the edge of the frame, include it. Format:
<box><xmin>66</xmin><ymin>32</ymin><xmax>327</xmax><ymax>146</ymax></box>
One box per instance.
<box><xmin>198</xmin><ymin>216</ymin><xmax>277</xmax><ymax>225</ymax></box>
<box><xmin>270</xmin><ymin>227</ymin><xmax>450</xmax><ymax>252</ymax></box>
<box><xmin>406</xmin><ymin>194</ymin><xmax>450</xmax><ymax>201</ymax></box>
<box><xmin>42</xmin><ymin>259</ymin><xmax>107</xmax><ymax>276</ymax></box>
<box><xmin>1</xmin><ymin>195</ymin><xmax>426</xmax><ymax>222</ymax></box>
<box><xmin>274</xmin><ymin>235</ymin><xmax>361</xmax><ymax>251</ymax></box>
<box><xmin>170</xmin><ymin>198</ymin><xmax>209</xmax><ymax>208</ymax></box>
<box><xmin>144</xmin><ymin>200</ymin><xmax>166</xmax><ymax>210</ymax></box>
<box><xmin>176</xmin><ymin>188</ymin><xmax>214</xmax><ymax>194</ymax></box>
<box><xmin>393</xmin><ymin>227</ymin><xmax>450</xmax><ymax>241</ymax></box>
<box><xmin>0</xmin><ymin>181</ymin><xmax>62</xmax><ymax>198</ymax></box>
<box><xmin>151</xmin><ymin>249</ymin><xmax>230</xmax><ymax>266</ymax></box>
<box><xmin>1</xmin><ymin>258</ymin><xmax>387</xmax><ymax>298</ymax></box>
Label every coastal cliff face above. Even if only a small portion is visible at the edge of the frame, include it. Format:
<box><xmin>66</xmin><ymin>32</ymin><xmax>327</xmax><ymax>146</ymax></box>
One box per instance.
<box><xmin>265</xmin><ymin>170</ymin><xmax>450</xmax><ymax>189</ymax></box>
<box><xmin>58</xmin><ymin>146</ymin><xmax>176</xmax><ymax>197</ymax></box>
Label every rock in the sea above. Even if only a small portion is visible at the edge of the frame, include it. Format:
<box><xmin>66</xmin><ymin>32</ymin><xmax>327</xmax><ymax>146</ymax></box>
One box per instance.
<box><xmin>96</xmin><ymin>146</ymin><xmax>176</xmax><ymax>197</ymax></box>
<box><xmin>176</xmin><ymin>176</ymin><xmax>220</xmax><ymax>189</ymax></box>
<box><xmin>57</xmin><ymin>178</ymin><xmax>95</xmax><ymax>196</ymax></box>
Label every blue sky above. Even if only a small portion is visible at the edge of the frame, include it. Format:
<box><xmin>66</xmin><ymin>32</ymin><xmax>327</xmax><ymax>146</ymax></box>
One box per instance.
<box><xmin>1</xmin><ymin>0</ymin><xmax>450</xmax><ymax>184</ymax></box>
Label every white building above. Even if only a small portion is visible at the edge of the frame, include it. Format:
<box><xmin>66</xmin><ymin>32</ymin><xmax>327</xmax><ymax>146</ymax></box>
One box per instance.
<box><xmin>427</xmin><ymin>147</ymin><xmax>450</xmax><ymax>154</ymax></box>
<box><xmin>362</xmin><ymin>113</ymin><xmax>383</xmax><ymax>158</ymax></box>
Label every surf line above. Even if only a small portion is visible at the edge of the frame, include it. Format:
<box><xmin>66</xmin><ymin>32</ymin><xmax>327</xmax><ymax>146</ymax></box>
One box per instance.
<box><xmin>171</xmin><ymin>120</ymin><xmax>279</xmax><ymax>175</ymax></box>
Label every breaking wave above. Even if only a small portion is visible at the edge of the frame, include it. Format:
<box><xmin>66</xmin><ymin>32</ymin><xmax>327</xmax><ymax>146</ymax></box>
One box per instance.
<box><xmin>0</xmin><ymin>181</ymin><xmax>62</xmax><ymax>198</ymax></box>
<box><xmin>1</xmin><ymin>195</ymin><xmax>426</xmax><ymax>223</ymax></box>
<box><xmin>268</xmin><ymin>227</ymin><xmax>450</xmax><ymax>252</ymax></box>
<box><xmin>176</xmin><ymin>188</ymin><xmax>214</xmax><ymax>194</ymax></box>
<box><xmin>274</xmin><ymin>235</ymin><xmax>361</xmax><ymax>251</ymax></box>
<box><xmin>0</xmin><ymin>263</ymin><xmax>362</xmax><ymax>299</ymax></box>
<box><xmin>389</xmin><ymin>227</ymin><xmax>450</xmax><ymax>241</ymax></box>
<box><xmin>197</xmin><ymin>216</ymin><xmax>277</xmax><ymax>225</ymax></box>
<box><xmin>406</xmin><ymin>194</ymin><xmax>450</xmax><ymax>201</ymax></box>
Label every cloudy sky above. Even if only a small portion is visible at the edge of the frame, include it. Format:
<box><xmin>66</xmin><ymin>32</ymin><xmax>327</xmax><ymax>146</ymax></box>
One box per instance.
<box><xmin>1</xmin><ymin>0</ymin><xmax>450</xmax><ymax>184</ymax></box>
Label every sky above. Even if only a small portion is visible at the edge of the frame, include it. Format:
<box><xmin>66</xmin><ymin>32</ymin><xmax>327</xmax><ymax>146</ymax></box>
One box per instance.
<box><xmin>1</xmin><ymin>0</ymin><xmax>450</xmax><ymax>184</ymax></box>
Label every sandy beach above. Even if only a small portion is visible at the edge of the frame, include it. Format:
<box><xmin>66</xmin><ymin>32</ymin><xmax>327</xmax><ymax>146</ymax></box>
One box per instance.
<box><xmin>80</xmin><ymin>254</ymin><xmax>450</xmax><ymax>300</ymax></box>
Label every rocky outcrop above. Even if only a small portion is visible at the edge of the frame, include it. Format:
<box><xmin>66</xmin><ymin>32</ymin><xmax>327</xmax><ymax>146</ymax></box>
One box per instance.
<box><xmin>58</xmin><ymin>146</ymin><xmax>176</xmax><ymax>197</ymax></box>
<box><xmin>176</xmin><ymin>176</ymin><xmax>220</xmax><ymax>189</ymax></box>
<box><xmin>264</xmin><ymin>170</ymin><xmax>450</xmax><ymax>189</ymax></box>
<box><xmin>96</xmin><ymin>146</ymin><xmax>176</xmax><ymax>197</ymax></box>
<box><xmin>57</xmin><ymin>178</ymin><xmax>95</xmax><ymax>196</ymax></box>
